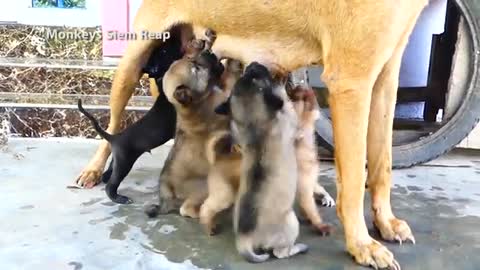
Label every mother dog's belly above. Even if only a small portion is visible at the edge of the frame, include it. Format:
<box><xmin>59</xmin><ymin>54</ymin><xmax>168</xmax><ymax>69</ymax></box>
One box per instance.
<box><xmin>211</xmin><ymin>34</ymin><xmax>323</xmax><ymax>71</ymax></box>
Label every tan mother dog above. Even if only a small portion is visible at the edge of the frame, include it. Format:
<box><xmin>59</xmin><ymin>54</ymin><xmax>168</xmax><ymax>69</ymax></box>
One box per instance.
<box><xmin>76</xmin><ymin>1</ymin><xmax>427</xmax><ymax>268</ymax></box>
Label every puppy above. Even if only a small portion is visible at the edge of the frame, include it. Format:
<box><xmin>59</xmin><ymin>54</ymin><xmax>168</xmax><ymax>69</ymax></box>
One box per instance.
<box><xmin>288</xmin><ymin>85</ymin><xmax>335</xmax><ymax>235</ymax></box>
<box><xmin>77</xmin><ymin>34</ymin><xmax>210</xmax><ymax>204</ymax></box>
<box><xmin>77</xmin><ymin>91</ymin><xmax>176</xmax><ymax>204</ymax></box>
<box><xmin>145</xmin><ymin>33</ymin><xmax>239</xmax><ymax>219</ymax></box>
<box><xmin>215</xmin><ymin>62</ymin><xmax>307</xmax><ymax>263</ymax></box>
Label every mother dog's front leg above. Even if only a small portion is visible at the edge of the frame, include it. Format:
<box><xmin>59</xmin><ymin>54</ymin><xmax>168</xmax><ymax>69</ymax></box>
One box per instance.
<box><xmin>324</xmin><ymin>68</ymin><xmax>399</xmax><ymax>269</ymax></box>
<box><xmin>76</xmin><ymin>39</ymin><xmax>157</xmax><ymax>188</ymax></box>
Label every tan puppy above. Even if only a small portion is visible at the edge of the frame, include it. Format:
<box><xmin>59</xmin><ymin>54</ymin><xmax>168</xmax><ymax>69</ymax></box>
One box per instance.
<box><xmin>77</xmin><ymin>1</ymin><xmax>427</xmax><ymax>268</ymax></box>
<box><xmin>288</xmin><ymin>85</ymin><xmax>335</xmax><ymax>235</ymax></box>
<box><xmin>145</xmin><ymin>40</ymin><xmax>246</xmax><ymax>219</ymax></box>
<box><xmin>145</xmin><ymin>34</ymin><xmax>230</xmax><ymax>218</ymax></box>
<box><xmin>200</xmin><ymin>130</ymin><xmax>242</xmax><ymax>235</ymax></box>
<box><xmin>216</xmin><ymin>62</ymin><xmax>307</xmax><ymax>263</ymax></box>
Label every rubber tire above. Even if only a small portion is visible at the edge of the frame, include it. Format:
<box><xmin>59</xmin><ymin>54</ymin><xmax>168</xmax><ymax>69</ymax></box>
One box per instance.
<box><xmin>314</xmin><ymin>0</ymin><xmax>480</xmax><ymax>169</ymax></box>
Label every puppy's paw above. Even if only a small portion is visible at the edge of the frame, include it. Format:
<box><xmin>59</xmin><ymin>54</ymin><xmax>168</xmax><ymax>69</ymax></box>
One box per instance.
<box><xmin>349</xmin><ymin>238</ymin><xmax>400</xmax><ymax>270</ymax></box>
<box><xmin>158</xmin><ymin>198</ymin><xmax>180</xmax><ymax>215</ymax></box>
<box><xmin>321</xmin><ymin>193</ymin><xmax>336</xmax><ymax>208</ymax></box>
<box><xmin>180</xmin><ymin>204</ymin><xmax>200</xmax><ymax>218</ymax></box>
<box><xmin>111</xmin><ymin>194</ymin><xmax>133</xmax><ymax>205</ymax></box>
<box><xmin>205</xmin><ymin>223</ymin><xmax>222</xmax><ymax>236</ymax></box>
<box><xmin>313</xmin><ymin>223</ymin><xmax>334</xmax><ymax>236</ymax></box>
<box><xmin>293</xmin><ymin>243</ymin><xmax>309</xmax><ymax>254</ymax></box>
<box><xmin>314</xmin><ymin>191</ymin><xmax>336</xmax><ymax>208</ymax></box>
<box><xmin>374</xmin><ymin>217</ymin><xmax>415</xmax><ymax>245</ymax></box>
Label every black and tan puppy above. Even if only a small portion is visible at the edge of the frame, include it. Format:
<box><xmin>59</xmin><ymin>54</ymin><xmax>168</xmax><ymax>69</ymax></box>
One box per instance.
<box><xmin>77</xmin><ymin>33</ymin><xmax>212</xmax><ymax>204</ymax></box>
<box><xmin>199</xmin><ymin>73</ymin><xmax>334</xmax><ymax>237</ymax></box>
<box><xmin>215</xmin><ymin>62</ymin><xmax>307</xmax><ymax>263</ymax></box>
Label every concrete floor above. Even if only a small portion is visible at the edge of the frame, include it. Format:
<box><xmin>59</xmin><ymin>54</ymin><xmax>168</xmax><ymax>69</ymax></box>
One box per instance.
<box><xmin>1</xmin><ymin>138</ymin><xmax>480</xmax><ymax>270</ymax></box>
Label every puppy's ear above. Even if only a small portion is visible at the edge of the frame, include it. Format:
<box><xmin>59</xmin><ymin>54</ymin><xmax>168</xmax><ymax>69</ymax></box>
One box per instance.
<box><xmin>264</xmin><ymin>92</ymin><xmax>284</xmax><ymax>111</ymax></box>
<box><xmin>173</xmin><ymin>85</ymin><xmax>193</xmax><ymax>105</ymax></box>
<box><xmin>215</xmin><ymin>98</ymin><xmax>231</xmax><ymax>115</ymax></box>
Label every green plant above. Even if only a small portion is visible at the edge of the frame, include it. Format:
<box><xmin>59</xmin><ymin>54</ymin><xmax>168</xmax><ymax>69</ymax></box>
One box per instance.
<box><xmin>32</xmin><ymin>0</ymin><xmax>86</xmax><ymax>8</ymax></box>
<box><xmin>64</xmin><ymin>0</ymin><xmax>86</xmax><ymax>8</ymax></box>
<box><xmin>33</xmin><ymin>0</ymin><xmax>57</xmax><ymax>7</ymax></box>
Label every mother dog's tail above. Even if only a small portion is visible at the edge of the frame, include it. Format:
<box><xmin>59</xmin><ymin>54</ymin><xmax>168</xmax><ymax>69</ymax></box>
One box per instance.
<box><xmin>77</xmin><ymin>99</ymin><xmax>114</xmax><ymax>142</ymax></box>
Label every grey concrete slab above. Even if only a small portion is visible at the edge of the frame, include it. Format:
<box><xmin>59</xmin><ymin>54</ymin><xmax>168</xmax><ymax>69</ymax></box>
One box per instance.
<box><xmin>1</xmin><ymin>138</ymin><xmax>479</xmax><ymax>270</ymax></box>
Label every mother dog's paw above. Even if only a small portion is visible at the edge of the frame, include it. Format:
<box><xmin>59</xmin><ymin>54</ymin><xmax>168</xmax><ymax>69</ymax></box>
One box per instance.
<box><xmin>375</xmin><ymin>218</ymin><xmax>415</xmax><ymax>245</ymax></box>
<box><xmin>76</xmin><ymin>169</ymin><xmax>102</xmax><ymax>189</ymax></box>
<box><xmin>349</xmin><ymin>239</ymin><xmax>400</xmax><ymax>270</ymax></box>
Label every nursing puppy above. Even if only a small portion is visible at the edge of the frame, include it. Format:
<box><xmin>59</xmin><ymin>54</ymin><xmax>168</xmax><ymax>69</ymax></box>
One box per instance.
<box><xmin>288</xmin><ymin>85</ymin><xmax>335</xmax><ymax>234</ymax></box>
<box><xmin>215</xmin><ymin>62</ymin><xmax>307</xmax><ymax>263</ymax></box>
<box><xmin>145</xmin><ymin>38</ymin><xmax>242</xmax><ymax>219</ymax></box>
<box><xmin>199</xmin><ymin>73</ymin><xmax>334</xmax><ymax>236</ymax></box>
<box><xmin>76</xmin><ymin>36</ymin><xmax>211</xmax><ymax>204</ymax></box>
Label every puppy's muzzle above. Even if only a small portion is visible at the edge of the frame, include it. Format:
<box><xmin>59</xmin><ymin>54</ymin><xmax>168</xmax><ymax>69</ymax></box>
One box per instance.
<box><xmin>197</xmin><ymin>51</ymin><xmax>224</xmax><ymax>79</ymax></box>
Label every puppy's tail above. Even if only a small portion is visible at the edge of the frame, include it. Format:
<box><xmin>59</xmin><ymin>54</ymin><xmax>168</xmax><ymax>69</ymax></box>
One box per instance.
<box><xmin>205</xmin><ymin>131</ymin><xmax>238</xmax><ymax>165</ymax></box>
<box><xmin>236</xmin><ymin>236</ymin><xmax>270</xmax><ymax>263</ymax></box>
<box><xmin>77</xmin><ymin>99</ymin><xmax>113</xmax><ymax>142</ymax></box>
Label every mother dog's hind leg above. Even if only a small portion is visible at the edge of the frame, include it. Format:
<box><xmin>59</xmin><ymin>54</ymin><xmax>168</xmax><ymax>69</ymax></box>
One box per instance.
<box><xmin>75</xmin><ymin>38</ymin><xmax>158</xmax><ymax>188</ymax></box>
<box><xmin>323</xmin><ymin>42</ymin><xmax>400</xmax><ymax>269</ymax></box>
<box><xmin>367</xmin><ymin>19</ymin><xmax>420</xmax><ymax>245</ymax></box>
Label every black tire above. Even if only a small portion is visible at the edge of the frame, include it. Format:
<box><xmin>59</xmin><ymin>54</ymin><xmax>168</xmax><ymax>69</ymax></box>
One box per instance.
<box><xmin>314</xmin><ymin>0</ymin><xmax>480</xmax><ymax>169</ymax></box>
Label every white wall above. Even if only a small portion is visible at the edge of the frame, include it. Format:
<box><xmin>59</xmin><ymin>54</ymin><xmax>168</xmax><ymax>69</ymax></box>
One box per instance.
<box><xmin>0</xmin><ymin>0</ymin><xmax>101</xmax><ymax>27</ymax></box>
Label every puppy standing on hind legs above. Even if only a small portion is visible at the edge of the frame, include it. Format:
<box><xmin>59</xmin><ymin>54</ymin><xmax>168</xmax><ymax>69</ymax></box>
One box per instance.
<box><xmin>216</xmin><ymin>62</ymin><xmax>307</xmax><ymax>263</ymax></box>
<box><xmin>145</xmin><ymin>30</ymin><xmax>234</xmax><ymax>219</ymax></box>
<box><xmin>288</xmin><ymin>85</ymin><xmax>335</xmax><ymax>235</ymax></box>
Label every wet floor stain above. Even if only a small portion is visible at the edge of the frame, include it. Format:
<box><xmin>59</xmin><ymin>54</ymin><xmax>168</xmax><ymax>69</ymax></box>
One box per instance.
<box><xmin>88</xmin><ymin>216</ymin><xmax>114</xmax><ymax>225</ymax></box>
<box><xmin>393</xmin><ymin>185</ymin><xmax>408</xmax><ymax>195</ymax></box>
<box><xmin>101</xmin><ymin>201</ymin><xmax>116</xmax><ymax>207</ymax></box>
<box><xmin>431</xmin><ymin>186</ymin><xmax>444</xmax><ymax>191</ymax></box>
<box><xmin>80</xmin><ymin>198</ymin><xmax>103</xmax><ymax>207</ymax></box>
<box><xmin>68</xmin><ymin>261</ymin><xmax>83</xmax><ymax>270</ymax></box>
<box><xmin>19</xmin><ymin>205</ymin><xmax>34</xmax><ymax>210</ymax></box>
<box><xmin>109</xmin><ymin>222</ymin><xmax>130</xmax><ymax>240</ymax></box>
<box><xmin>407</xmin><ymin>186</ymin><xmax>423</xmax><ymax>192</ymax></box>
<box><xmin>159</xmin><ymin>224</ymin><xmax>178</xmax><ymax>234</ymax></box>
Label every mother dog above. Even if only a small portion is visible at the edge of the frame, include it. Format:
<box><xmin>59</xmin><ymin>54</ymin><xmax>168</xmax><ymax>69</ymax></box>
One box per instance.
<box><xmin>76</xmin><ymin>0</ymin><xmax>427</xmax><ymax>268</ymax></box>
